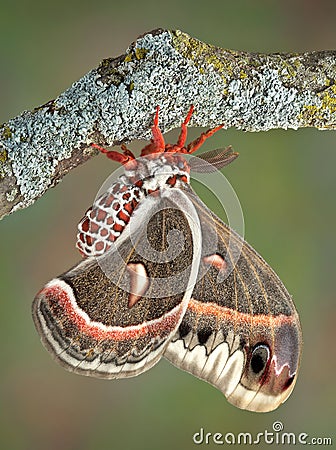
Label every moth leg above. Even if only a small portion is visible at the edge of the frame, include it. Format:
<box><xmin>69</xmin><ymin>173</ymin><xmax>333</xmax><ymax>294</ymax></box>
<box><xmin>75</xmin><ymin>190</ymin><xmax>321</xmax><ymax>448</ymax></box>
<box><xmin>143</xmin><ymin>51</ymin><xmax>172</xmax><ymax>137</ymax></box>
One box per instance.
<box><xmin>91</xmin><ymin>143</ymin><xmax>134</xmax><ymax>165</ymax></box>
<box><xmin>176</xmin><ymin>105</ymin><xmax>194</xmax><ymax>148</ymax></box>
<box><xmin>121</xmin><ymin>143</ymin><xmax>136</xmax><ymax>159</ymax></box>
<box><xmin>186</xmin><ymin>125</ymin><xmax>224</xmax><ymax>154</ymax></box>
<box><xmin>141</xmin><ymin>106</ymin><xmax>166</xmax><ymax>155</ymax></box>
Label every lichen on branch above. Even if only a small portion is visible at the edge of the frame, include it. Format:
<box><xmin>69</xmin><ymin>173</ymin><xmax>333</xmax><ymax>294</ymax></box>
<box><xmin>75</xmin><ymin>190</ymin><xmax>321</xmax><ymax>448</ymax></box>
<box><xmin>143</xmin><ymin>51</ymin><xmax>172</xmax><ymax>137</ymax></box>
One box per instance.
<box><xmin>0</xmin><ymin>28</ymin><xmax>335</xmax><ymax>220</ymax></box>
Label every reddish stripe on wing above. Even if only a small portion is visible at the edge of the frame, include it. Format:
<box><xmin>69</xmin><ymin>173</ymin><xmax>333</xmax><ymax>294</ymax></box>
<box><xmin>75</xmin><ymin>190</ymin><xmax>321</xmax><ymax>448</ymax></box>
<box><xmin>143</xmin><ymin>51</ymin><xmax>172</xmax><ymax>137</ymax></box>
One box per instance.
<box><xmin>188</xmin><ymin>298</ymin><xmax>296</xmax><ymax>327</ymax></box>
<box><xmin>41</xmin><ymin>284</ymin><xmax>184</xmax><ymax>342</ymax></box>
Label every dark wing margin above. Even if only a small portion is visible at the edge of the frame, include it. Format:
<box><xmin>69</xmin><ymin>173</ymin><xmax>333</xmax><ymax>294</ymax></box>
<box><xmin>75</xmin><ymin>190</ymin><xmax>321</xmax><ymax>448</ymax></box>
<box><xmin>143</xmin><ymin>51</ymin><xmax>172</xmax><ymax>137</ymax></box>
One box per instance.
<box><xmin>164</xmin><ymin>185</ymin><xmax>302</xmax><ymax>412</ymax></box>
<box><xmin>33</xmin><ymin>190</ymin><xmax>202</xmax><ymax>379</ymax></box>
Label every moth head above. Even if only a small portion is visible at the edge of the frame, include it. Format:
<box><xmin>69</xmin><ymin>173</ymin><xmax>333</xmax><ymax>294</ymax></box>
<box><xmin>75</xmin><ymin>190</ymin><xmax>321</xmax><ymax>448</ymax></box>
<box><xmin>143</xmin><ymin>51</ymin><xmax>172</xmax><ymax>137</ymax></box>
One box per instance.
<box><xmin>227</xmin><ymin>321</ymin><xmax>301</xmax><ymax>412</ymax></box>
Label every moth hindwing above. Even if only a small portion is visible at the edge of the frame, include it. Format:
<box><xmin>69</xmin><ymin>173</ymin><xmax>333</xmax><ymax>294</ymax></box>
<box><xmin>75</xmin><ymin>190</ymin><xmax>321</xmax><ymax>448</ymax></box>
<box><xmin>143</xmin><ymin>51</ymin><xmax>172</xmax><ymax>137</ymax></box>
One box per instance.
<box><xmin>33</xmin><ymin>105</ymin><xmax>302</xmax><ymax>412</ymax></box>
<box><xmin>164</xmin><ymin>185</ymin><xmax>302</xmax><ymax>412</ymax></box>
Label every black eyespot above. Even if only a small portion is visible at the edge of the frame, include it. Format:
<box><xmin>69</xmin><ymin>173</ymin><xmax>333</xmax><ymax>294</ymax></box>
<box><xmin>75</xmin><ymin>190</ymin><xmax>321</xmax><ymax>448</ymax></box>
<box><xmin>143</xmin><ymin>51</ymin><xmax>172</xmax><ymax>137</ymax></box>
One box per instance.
<box><xmin>197</xmin><ymin>328</ymin><xmax>212</xmax><ymax>345</ymax></box>
<box><xmin>250</xmin><ymin>344</ymin><xmax>270</xmax><ymax>374</ymax></box>
<box><xmin>179</xmin><ymin>322</ymin><xmax>191</xmax><ymax>338</ymax></box>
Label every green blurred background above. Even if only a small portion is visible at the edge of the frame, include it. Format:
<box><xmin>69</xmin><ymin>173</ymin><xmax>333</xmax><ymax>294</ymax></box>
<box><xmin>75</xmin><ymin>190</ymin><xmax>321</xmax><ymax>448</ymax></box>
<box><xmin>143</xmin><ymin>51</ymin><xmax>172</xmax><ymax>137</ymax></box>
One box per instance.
<box><xmin>0</xmin><ymin>1</ymin><xmax>335</xmax><ymax>449</ymax></box>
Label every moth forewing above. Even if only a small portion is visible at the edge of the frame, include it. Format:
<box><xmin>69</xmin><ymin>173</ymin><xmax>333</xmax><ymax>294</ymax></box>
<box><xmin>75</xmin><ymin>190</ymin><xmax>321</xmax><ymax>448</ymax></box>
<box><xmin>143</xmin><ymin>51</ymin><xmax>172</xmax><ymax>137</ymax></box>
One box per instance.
<box><xmin>33</xmin><ymin>189</ymin><xmax>203</xmax><ymax>379</ymax></box>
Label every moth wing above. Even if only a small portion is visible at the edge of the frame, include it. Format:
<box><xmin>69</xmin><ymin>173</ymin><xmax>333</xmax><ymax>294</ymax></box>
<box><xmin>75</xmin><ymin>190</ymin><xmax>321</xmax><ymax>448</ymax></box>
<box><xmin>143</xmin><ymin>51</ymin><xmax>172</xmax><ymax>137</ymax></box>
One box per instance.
<box><xmin>33</xmin><ymin>190</ymin><xmax>201</xmax><ymax>379</ymax></box>
<box><xmin>164</xmin><ymin>185</ymin><xmax>302</xmax><ymax>412</ymax></box>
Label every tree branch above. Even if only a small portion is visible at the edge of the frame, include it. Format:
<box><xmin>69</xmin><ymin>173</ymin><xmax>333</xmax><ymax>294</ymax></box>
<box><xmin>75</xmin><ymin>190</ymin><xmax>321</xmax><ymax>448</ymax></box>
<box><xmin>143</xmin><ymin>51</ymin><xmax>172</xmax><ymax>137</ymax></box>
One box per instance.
<box><xmin>1</xmin><ymin>28</ymin><xmax>335</xmax><ymax>220</ymax></box>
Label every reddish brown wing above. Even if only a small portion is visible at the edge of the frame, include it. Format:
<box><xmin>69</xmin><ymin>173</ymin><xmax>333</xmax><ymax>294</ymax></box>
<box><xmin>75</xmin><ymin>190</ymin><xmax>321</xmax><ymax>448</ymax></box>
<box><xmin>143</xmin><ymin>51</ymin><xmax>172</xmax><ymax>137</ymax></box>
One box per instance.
<box><xmin>164</xmin><ymin>185</ymin><xmax>302</xmax><ymax>412</ymax></box>
<box><xmin>33</xmin><ymin>192</ymin><xmax>201</xmax><ymax>379</ymax></box>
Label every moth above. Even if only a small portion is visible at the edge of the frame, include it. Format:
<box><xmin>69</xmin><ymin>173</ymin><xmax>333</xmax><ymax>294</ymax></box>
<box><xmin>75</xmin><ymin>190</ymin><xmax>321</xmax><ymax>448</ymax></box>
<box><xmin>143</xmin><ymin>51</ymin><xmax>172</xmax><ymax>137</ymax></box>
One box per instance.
<box><xmin>33</xmin><ymin>106</ymin><xmax>302</xmax><ymax>412</ymax></box>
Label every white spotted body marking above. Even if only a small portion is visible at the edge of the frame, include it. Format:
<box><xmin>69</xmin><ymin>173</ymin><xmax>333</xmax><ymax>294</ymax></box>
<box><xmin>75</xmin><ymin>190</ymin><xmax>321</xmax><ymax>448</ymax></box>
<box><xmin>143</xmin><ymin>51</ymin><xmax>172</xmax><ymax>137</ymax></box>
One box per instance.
<box><xmin>77</xmin><ymin>154</ymin><xmax>190</xmax><ymax>257</ymax></box>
